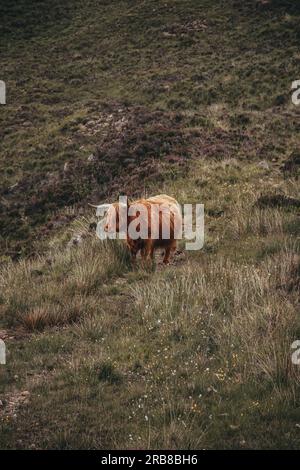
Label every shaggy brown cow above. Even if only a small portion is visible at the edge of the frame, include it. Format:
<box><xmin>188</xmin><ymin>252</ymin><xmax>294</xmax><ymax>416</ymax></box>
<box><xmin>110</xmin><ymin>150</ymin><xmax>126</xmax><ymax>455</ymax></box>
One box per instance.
<box><xmin>104</xmin><ymin>194</ymin><xmax>182</xmax><ymax>264</ymax></box>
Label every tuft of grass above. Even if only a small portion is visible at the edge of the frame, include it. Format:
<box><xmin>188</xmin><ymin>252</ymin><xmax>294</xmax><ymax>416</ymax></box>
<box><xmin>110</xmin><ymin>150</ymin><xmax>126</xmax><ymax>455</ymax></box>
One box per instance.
<box><xmin>97</xmin><ymin>362</ymin><xmax>123</xmax><ymax>385</ymax></box>
<box><xmin>0</xmin><ymin>237</ymin><xmax>131</xmax><ymax>330</ymax></box>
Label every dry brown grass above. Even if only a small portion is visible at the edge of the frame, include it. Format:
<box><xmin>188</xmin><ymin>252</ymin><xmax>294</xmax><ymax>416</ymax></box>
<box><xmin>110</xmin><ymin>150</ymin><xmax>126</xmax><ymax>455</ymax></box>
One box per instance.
<box><xmin>131</xmin><ymin>245</ymin><xmax>300</xmax><ymax>393</ymax></box>
<box><xmin>0</xmin><ymin>236</ymin><xmax>130</xmax><ymax>331</ymax></box>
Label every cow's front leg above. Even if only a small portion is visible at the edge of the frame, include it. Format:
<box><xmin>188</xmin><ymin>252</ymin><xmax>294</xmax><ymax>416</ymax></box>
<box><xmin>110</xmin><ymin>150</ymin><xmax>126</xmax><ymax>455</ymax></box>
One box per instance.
<box><xmin>126</xmin><ymin>239</ymin><xmax>137</xmax><ymax>263</ymax></box>
<box><xmin>142</xmin><ymin>240</ymin><xmax>153</xmax><ymax>262</ymax></box>
<box><xmin>163</xmin><ymin>241</ymin><xmax>177</xmax><ymax>264</ymax></box>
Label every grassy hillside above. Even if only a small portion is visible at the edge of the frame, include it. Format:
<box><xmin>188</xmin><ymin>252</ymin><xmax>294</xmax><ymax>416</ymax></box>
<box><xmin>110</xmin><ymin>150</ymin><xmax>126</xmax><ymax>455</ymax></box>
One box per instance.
<box><xmin>0</xmin><ymin>0</ymin><xmax>300</xmax><ymax>449</ymax></box>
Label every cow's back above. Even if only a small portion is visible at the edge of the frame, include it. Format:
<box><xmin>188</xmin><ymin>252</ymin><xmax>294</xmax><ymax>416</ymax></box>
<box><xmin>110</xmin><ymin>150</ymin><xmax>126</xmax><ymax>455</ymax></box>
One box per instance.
<box><xmin>144</xmin><ymin>195</ymin><xmax>182</xmax><ymax>240</ymax></box>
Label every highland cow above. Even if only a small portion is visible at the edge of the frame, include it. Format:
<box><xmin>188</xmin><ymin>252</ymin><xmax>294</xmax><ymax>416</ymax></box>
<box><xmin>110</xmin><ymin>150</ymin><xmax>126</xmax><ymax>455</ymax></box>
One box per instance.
<box><xmin>103</xmin><ymin>194</ymin><xmax>182</xmax><ymax>264</ymax></box>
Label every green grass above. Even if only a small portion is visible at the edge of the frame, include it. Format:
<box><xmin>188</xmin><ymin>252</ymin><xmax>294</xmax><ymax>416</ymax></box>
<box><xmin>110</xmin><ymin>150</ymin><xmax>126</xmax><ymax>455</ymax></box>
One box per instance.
<box><xmin>0</xmin><ymin>0</ymin><xmax>300</xmax><ymax>450</ymax></box>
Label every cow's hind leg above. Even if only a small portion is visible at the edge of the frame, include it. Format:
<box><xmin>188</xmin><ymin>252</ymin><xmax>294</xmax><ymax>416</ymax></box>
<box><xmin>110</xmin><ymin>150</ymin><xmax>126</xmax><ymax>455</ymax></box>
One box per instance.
<box><xmin>163</xmin><ymin>241</ymin><xmax>176</xmax><ymax>264</ymax></box>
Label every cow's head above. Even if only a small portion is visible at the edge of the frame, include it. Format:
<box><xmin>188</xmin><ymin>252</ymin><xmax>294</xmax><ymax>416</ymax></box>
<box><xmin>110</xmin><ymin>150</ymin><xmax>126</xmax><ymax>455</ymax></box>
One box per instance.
<box><xmin>103</xmin><ymin>201</ymin><xmax>128</xmax><ymax>234</ymax></box>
